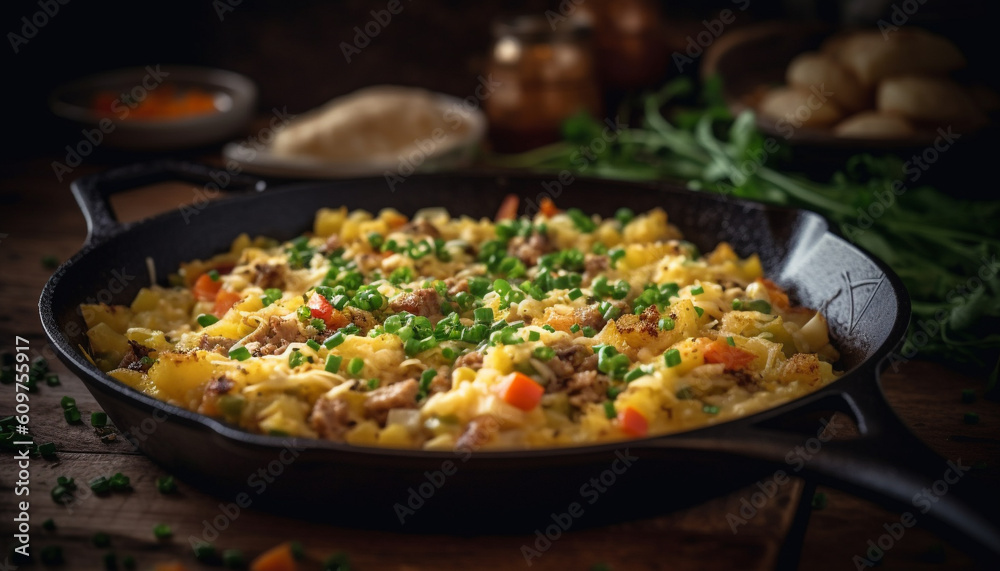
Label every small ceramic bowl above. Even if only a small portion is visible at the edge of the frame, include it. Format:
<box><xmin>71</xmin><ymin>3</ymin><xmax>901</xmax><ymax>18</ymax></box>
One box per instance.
<box><xmin>50</xmin><ymin>66</ymin><xmax>257</xmax><ymax>151</ymax></box>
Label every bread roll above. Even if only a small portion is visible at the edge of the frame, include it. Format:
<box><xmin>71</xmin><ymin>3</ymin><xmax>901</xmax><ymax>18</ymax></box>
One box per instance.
<box><xmin>834</xmin><ymin>111</ymin><xmax>915</xmax><ymax>139</ymax></box>
<box><xmin>877</xmin><ymin>76</ymin><xmax>987</xmax><ymax>128</ymax></box>
<box><xmin>837</xmin><ymin>28</ymin><xmax>965</xmax><ymax>86</ymax></box>
<box><xmin>758</xmin><ymin>87</ymin><xmax>844</xmax><ymax>128</ymax></box>
<box><xmin>786</xmin><ymin>51</ymin><xmax>868</xmax><ymax>112</ymax></box>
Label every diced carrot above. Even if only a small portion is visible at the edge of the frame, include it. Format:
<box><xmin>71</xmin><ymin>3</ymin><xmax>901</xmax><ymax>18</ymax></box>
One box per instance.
<box><xmin>154</xmin><ymin>563</ymin><xmax>190</xmax><ymax>571</ymax></box>
<box><xmin>540</xmin><ymin>197</ymin><xmax>559</xmax><ymax>217</ymax></box>
<box><xmin>250</xmin><ymin>542</ymin><xmax>298</xmax><ymax>571</ymax></box>
<box><xmin>703</xmin><ymin>340</ymin><xmax>757</xmax><ymax>370</ymax></box>
<box><xmin>327</xmin><ymin>309</ymin><xmax>350</xmax><ymax>331</ymax></box>
<box><xmin>757</xmin><ymin>278</ymin><xmax>790</xmax><ymax>310</ymax></box>
<box><xmin>495</xmin><ymin>194</ymin><xmax>519</xmax><ymax>221</ymax></box>
<box><xmin>193</xmin><ymin>272</ymin><xmax>222</xmax><ymax>302</ymax></box>
<box><xmin>618</xmin><ymin>406</ymin><xmax>648</xmax><ymax>438</ymax></box>
<box><xmin>213</xmin><ymin>289</ymin><xmax>243</xmax><ymax>318</ymax></box>
<box><xmin>498</xmin><ymin>372</ymin><xmax>544</xmax><ymax>411</ymax></box>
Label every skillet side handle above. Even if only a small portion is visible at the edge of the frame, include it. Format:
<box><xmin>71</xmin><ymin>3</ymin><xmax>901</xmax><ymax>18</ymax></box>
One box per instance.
<box><xmin>70</xmin><ymin>160</ymin><xmax>267</xmax><ymax>246</ymax></box>
<box><xmin>662</xmin><ymin>364</ymin><xmax>1000</xmax><ymax>564</ymax></box>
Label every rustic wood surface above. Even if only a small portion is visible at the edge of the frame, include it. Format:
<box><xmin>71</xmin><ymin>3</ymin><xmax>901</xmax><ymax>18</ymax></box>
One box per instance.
<box><xmin>1</xmin><ymin>158</ymin><xmax>997</xmax><ymax>570</ymax></box>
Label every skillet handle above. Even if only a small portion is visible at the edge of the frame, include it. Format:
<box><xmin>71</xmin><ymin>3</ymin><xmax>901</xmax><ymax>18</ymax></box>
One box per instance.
<box><xmin>652</xmin><ymin>362</ymin><xmax>1000</xmax><ymax>563</ymax></box>
<box><xmin>70</xmin><ymin>160</ymin><xmax>267</xmax><ymax>246</ymax></box>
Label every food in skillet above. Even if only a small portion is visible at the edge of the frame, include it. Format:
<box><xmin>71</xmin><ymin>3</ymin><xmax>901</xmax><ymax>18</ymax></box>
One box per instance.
<box><xmin>80</xmin><ymin>199</ymin><xmax>840</xmax><ymax>449</ymax></box>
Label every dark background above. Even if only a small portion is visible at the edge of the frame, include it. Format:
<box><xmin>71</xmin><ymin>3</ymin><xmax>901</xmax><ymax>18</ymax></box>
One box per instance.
<box><xmin>1</xmin><ymin>0</ymin><xmax>996</xmax><ymax>162</ymax></box>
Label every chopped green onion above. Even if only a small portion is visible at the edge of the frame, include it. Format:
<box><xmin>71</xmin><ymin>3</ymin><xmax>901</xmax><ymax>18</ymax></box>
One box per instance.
<box><xmin>223</xmin><ymin>549</ymin><xmax>245</xmax><ymax>569</ymax></box>
<box><xmin>324</xmin><ymin>332</ymin><xmax>346</xmax><ymax>349</ymax></box>
<box><xmin>664</xmin><ymin>349</ymin><xmax>682</xmax><ymax>368</ymax></box>
<box><xmin>348</xmin><ymin>358</ymin><xmax>364</xmax><ymax>376</ymax></box>
<box><xmin>45</xmin><ymin>373</ymin><xmax>61</xmax><ymax>386</ymax></box>
<box><xmin>570</xmin><ymin>323</ymin><xmax>581</xmax><ymax>333</ymax></box>
<box><xmin>288</xmin><ymin>350</ymin><xmax>307</xmax><ymax>368</ymax></box>
<box><xmin>109</xmin><ymin>472</ymin><xmax>130</xmax><ymax>491</ymax></box>
<box><xmin>582</xmin><ymin>326</ymin><xmax>597</xmax><ymax>337</ymax></box>
<box><xmin>624</xmin><ymin>368</ymin><xmax>646</xmax><ymax>383</ymax></box>
<box><xmin>90</xmin><ymin>476</ymin><xmax>110</xmax><ymax>494</ymax></box>
<box><xmin>474</xmin><ymin>307</ymin><xmax>494</xmax><ymax>324</ymax></box>
<box><xmin>193</xmin><ymin>542</ymin><xmax>216</xmax><ymax>562</ymax></box>
<box><xmin>532</xmin><ymin>346</ymin><xmax>555</xmax><ymax>361</ymax></box>
<box><xmin>603</xmin><ymin>401</ymin><xmax>616</xmax><ymax>419</ymax></box>
<box><xmin>156</xmin><ymin>475</ymin><xmax>177</xmax><ymax>494</ymax></box>
<box><xmin>731</xmin><ymin>299</ymin><xmax>743</xmax><ymax>310</ymax></box>
<box><xmin>694</xmin><ymin>306</ymin><xmax>705</xmax><ymax>318</ymax></box>
<box><xmin>366</xmin><ymin>378</ymin><xmax>379</xmax><ymax>390</ymax></box>
<box><xmin>207</xmin><ymin>269</ymin><xmax>220</xmax><ymax>281</ymax></box>
<box><xmin>690</xmin><ymin>285</ymin><xmax>704</xmax><ymax>295</ymax></box>
<box><xmin>658</xmin><ymin>317</ymin><xmax>675</xmax><ymax>331</ymax></box>
<box><xmin>91</xmin><ymin>412</ymin><xmax>108</xmax><ymax>427</ymax></box>
<box><xmin>568</xmin><ymin>288</ymin><xmax>583</xmax><ymax>300</ymax></box>
<box><xmin>38</xmin><ymin>442</ymin><xmax>56</xmax><ymax>457</ymax></box>
<box><xmin>152</xmin><ymin>523</ymin><xmax>172</xmax><ymax>540</ymax></box>
<box><xmin>228</xmin><ymin>347</ymin><xmax>251</xmax><ymax>361</ymax></box>
<box><xmin>418</xmin><ymin>369</ymin><xmax>437</xmax><ymax>398</ymax></box>
<box><xmin>64</xmin><ymin>407</ymin><xmax>81</xmax><ymax>424</ymax></box>
<box><xmin>542</xmin><ymin>324</ymin><xmax>556</xmax><ymax>333</ymax></box>
<box><xmin>607</xmin><ymin>386</ymin><xmax>622</xmax><ymax>399</ymax></box>
<box><xmin>324</xmin><ymin>354</ymin><xmax>343</xmax><ymax>373</ymax></box>
<box><xmin>60</xmin><ymin>396</ymin><xmax>76</xmax><ymax>410</ymax></box>
<box><xmin>703</xmin><ymin>404</ymin><xmax>720</xmax><ymax>414</ymax></box>
<box><xmin>310</xmin><ymin>318</ymin><xmax>327</xmax><ymax>331</ymax></box>
<box><xmin>528</xmin><ymin>331</ymin><xmax>541</xmax><ymax>342</ymax></box>
<box><xmin>306</xmin><ymin>339</ymin><xmax>322</xmax><ymax>351</ymax></box>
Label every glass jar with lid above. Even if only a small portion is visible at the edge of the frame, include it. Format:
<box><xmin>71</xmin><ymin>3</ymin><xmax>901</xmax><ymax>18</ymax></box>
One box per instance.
<box><xmin>484</xmin><ymin>15</ymin><xmax>602</xmax><ymax>153</ymax></box>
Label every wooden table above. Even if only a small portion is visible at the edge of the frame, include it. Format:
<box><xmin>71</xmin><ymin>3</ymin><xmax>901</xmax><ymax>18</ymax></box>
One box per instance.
<box><xmin>1</xmin><ymin>157</ymin><xmax>996</xmax><ymax>570</ymax></box>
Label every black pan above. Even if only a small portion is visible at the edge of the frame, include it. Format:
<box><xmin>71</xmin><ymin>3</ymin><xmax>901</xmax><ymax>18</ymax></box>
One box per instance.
<box><xmin>40</xmin><ymin>161</ymin><xmax>1000</xmax><ymax>561</ymax></box>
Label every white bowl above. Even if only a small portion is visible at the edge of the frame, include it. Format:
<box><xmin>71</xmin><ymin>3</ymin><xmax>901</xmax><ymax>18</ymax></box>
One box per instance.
<box><xmin>222</xmin><ymin>91</ymin><xmax>487</xmax><ymax>178</ymax></box>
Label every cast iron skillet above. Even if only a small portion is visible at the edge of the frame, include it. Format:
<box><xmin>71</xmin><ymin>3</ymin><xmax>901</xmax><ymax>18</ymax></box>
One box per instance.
<box><xmin>41</xmin><ymin>161</ymin><xmax>999</xmax><ymax>560</ymax></box>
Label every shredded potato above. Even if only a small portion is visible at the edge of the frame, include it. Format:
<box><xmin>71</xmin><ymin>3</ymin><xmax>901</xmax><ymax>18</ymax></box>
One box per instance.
<box><xmin>82</xmin><ymin>204</ymin><xmax>840</xmax><ymax>449</ymax></box>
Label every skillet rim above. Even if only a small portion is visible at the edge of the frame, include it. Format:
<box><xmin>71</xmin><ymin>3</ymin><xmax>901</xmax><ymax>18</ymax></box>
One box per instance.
<box><xmin>39</xmin><ymin>171</ymin><xmax>911</xmax><ymax>461</ymax></box>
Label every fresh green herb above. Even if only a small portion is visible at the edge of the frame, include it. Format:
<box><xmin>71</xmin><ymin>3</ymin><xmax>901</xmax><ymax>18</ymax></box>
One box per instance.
<box><xmin>582</xmin><ymin>326</ymin><xmax>597</xmax><ymax>337</ymax></box>
<box><xmin>694</xmin><ymin>306</ymin><xmax>705</xmax><ymax>318</ymax></box>
<box><xmin>474</xmin><ymin>307</ymin><xmax>494</xmax><ymax>324</ymax></box>
<box><xmin>60</xmin><ymin>396</ymin><xmax>76</xmax><ymax>409</ymax></box>
<box><xmin>91</xmin><ymin>412</ymin><xmax>108</xmax><ymax>427</ymax></box>
<box><xmin>418</xmin><ymin>369</ymin><xmax>437</xmax><ymax>399</ymax></box>
<box><xmin>528</xmin><ymin>330</ymin><xmax>541</xmax><ymax>342</ymax></box>
<box><xmin>690</xmin><ymin>285</ymin><xmax>704</xmax><ymax>295</ymax></box>
<box><xmin>570</xmin><ymin>323</ymin><xmax>580</xmax><ymax>333</ymax></box>
<box><xmin>366</xmin><ymin>378</ymin><xmax>379</xmax><ymax>390</ymax></box>
<box><xmin>207</xmin><ymin>269</ymin><xmax>220</xmax><ymax>281</ymax></box>
<box><xmin>288</xmin><ymin>350</ymin><xmax>307</xmax><ymax>368</ymax></box>
<box><xmin>726</xmin><ymin>336</ymin><xmax>736</xmax><ymax>346</ymax></box>
<box><xmin>306</xmin><ymin>339</ymin><xmax>322</xmax><ymax>352</ymax></box>
<box><xmin>568</xmin><ymin>288</ymin><xmax>583</xmax><ymax>300</ymax></box>
<box><xmin>658</xmin><ymin>317</ymin><xmax>675</xmax><ymax>331</ymax></box>
<box><xmin>542</xmin><ymin>324</ymin><xmax>556</xmax><ymax>333</ymax></box>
